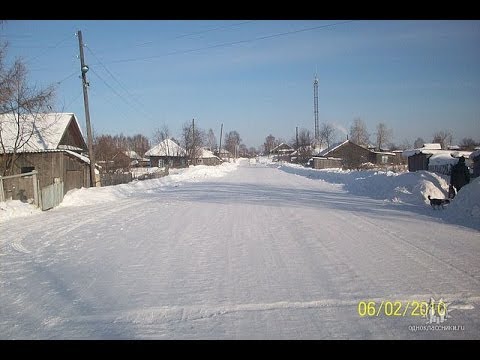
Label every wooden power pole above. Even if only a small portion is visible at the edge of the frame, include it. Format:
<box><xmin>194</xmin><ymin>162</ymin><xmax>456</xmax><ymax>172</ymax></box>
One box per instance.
<box><xmin>218</xmin><ymin>123</ymin><xmax>223</xmax><ymax>157</ymax></box>
<box><xmin>77</xmin><ymin>30</ymin><xmax>96</xmax><ymax>187</ymax></box>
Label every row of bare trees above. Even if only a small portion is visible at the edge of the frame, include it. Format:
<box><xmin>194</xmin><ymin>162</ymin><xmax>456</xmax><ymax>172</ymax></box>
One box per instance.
<box><xmin>0</xmin><ymin>38</ymin><xmax>56</xmax><ymax>176</ymax></box>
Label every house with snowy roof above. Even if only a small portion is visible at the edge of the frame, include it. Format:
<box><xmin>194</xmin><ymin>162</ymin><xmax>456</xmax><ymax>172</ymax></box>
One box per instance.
<box><xmin>0</xmin><ymin>113</ymin><xmax>95</xmax><ymax>201</ymax></box>
<box><xmin>270</xmin><ymin>143</ymin><xmax>294</xmax><ymax>162</ymax></box>
<box><xmin>145</xmin><ymin>138</ymin><xmax>187</xmax><ymax>168</ymax></box>
<box><xmin>469</xmin><ymin>149</ymin><xmax>480</xmax><ymax>178</ymax></box>
<box><xmin>124</xmin><ymin>150</ymin><xmax>149</xmax><ymax>167</ymax></box>
<box><xmin>402</xmin><ymin>143</ymin><xmax>472</xmax><ymax>174</ymax></box>
<box><xmin>193</xmin><ymin>148</ymin><xmax>222</xmax><ymax>166</ymax></box>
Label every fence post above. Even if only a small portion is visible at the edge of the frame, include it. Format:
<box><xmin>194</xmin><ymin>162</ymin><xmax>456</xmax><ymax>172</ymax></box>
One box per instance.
<box><xmin>0</xmin><ymin>177</ymin><xmax>4</xmax><ymax>202</ymax></box>
<box><xmin>32</xmin><ymin>170</ymin><xmax>39</xmax><ymax>208</ymax></box>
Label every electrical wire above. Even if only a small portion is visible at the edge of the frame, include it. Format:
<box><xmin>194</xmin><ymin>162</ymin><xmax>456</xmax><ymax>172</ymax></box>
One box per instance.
<box><xmin>104</xmin><ymin>20</ymin><xmax>355</xmax><ymax>65</ymax></box>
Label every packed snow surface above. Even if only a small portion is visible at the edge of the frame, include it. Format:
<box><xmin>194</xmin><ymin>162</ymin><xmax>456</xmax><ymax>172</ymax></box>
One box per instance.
<box><xmin>1</xmin><ymin>159</ymin><xmax>479</xmax><ymax>339</ymax></box>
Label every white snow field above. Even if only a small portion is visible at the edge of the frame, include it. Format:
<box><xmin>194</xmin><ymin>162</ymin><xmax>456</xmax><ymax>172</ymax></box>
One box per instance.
<box><xmin>0</xmin><ymin>160</ymin><xmax>479</xmax><ymax>339</ymax></box>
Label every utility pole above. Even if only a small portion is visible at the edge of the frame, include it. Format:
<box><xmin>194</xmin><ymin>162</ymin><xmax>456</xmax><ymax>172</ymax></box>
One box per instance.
<box><xmin>218</xmin><ymin>123</ymin><xmax>223</xmax><ymax>158</ymax></box>
<box><xmin>77</xmin><ymin>30</ymin><xmax>96</xmax><ymax>187</ymax></box>
<box><xmin>191</xmin><ymin>118</ymin><xmax>195</xmax><ymax>165</ymax></box>
<box><xmin>296</xmin><ymin>126</ymin><xmax>299</xmax><ymax>150</ymax></box>
<box><xmin>314</xmin><ymin>73</ymin><xmax>319</xmax><ymax>142</ymax></box>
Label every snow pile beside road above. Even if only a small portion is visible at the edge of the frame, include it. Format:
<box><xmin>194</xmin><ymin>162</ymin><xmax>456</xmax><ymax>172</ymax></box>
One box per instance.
<box><xmin>60</xmin><ymin>162</ymin><xmax>239</xmax><ymax>208</ymax></box>
<box><xmin>0</xmin><ymin>200</ymin><xmax>41</xmax><ymax>223</ymax></box>
<box><xmin>445</xmin><ymin>177</ymin><xmax>480</xmax><ymax>220</ymax></box>
<box><xmin>277</xmin><ymin>164</ymin><xmax>450</xmax><ymax>206</ymax></box>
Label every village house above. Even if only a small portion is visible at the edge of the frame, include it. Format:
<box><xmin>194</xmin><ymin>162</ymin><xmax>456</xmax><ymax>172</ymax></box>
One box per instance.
<box><xmin>145</xmin><ymin>138</ymin><xmax>187</xmax><ymax>168</ymax></box>
<box><xmin>270</xmin><ymin>143</ymin><xmax>294</xmax><ymax>162</ymax></box>
<box><xmin>0</xmin><ymin>113</ymin><xmax>94</xmax><ymax>202</ymax></box>
<box><xmin>402</xmin><ymin>143</ymin><xmax>472</xmax><ymax>175</ymax></box>
<box><xmin>193</xmin><ymin>148</ymin><xmax>222</xmax><ymax>166</ymax></box>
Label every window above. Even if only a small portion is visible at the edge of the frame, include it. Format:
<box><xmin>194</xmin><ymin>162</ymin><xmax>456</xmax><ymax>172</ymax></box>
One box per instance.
<box><xmin>21</xmin><ymin>166</ymin><xmax>35</xmax><ymax>173</ymax></box>
<box><xmin>158</xmin><ymin>159</ymin><xmax>165</xmax><ymax>168</ymax></box>
<box><xmin>381</xmin><ymin>155</ymin><xmax>388</xmax><ymax>164</ymax></box>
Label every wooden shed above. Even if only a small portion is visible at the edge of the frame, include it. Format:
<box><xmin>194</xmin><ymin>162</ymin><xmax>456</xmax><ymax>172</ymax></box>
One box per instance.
<box><xmin>0</xmin><ymin>113</ymin><xmax>92</xmax><ymax>201</ymax></box>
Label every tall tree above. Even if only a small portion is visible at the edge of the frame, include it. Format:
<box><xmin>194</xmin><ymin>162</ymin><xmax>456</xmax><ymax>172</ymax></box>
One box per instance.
<box><xmin>181</xmin><ymin>120</ymin><xmax>205</xmax><ymax>163</ymax></box>
<box><xmin>295</xmin><ymin>128</ymin><xmax>313</xmax><ymax>163</ymax></box>
<box><xmin>432</xmin><ymin>130</ymin><xmax>453</xmax><ymax>149</ymax></box>
<box><xmin>319</xmin><ymin>123</ymin><xmax>337</xmax><ymax>149</ymax></box>
<box><xmin>413</xmin><ymin>137</ymin><xmax>424</xmax><ymax>149</ymax></box>
<box><xmin>349</xmin><ymin>118</ymin><xmax>370</xmax><ymax>147</ymax></box>
<box><xmin>375</xmin><ymin>122</ymin><xmax>393</xmax><ymax>150</ymax></box>
<box><xmin>0</xmin><ymin>52</ymin><xmax>55</xmax><ymax>175</ymax></box>
<box><xmin>128</xmin><ymin>134</ymin><xmax>150</xmax><ymax>158</ymax></box>
<box><xmin>206</xmin><ymin>128</ymin><xmax>217</xmax><ymax>152</ymax></box>
<box><xmin>263</xmin><ymin>134</ymin><xmax>278</xmax><ymax>154</ymax></box>
<box><xmin>224</xmin><ymin>130</ymin><xmax>241</xmax><ymax>157</ymax></box>
<box><xmin>460</xmin><ymin>137</ymin><xmax>477</xmax><ymax>151</ymax></box>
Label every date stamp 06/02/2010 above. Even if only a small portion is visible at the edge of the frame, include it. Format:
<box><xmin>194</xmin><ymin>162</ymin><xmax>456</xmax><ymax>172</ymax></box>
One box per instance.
<box><xmin>357</xmin><ymin>299</ymin><xmax>448</xmax><ymax>320</ymax></box>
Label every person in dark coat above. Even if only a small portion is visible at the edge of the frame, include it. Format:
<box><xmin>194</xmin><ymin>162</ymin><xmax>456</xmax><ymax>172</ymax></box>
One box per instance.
<box><xmin>450</xmin><ymin>156</ymin><xmax>470</xmax><ymax>196</ymax></box>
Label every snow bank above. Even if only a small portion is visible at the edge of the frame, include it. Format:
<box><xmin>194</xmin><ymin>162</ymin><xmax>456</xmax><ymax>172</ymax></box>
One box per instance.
<box><xmin>276</xmin><ymin>163</ymin><xmax>450</xmax><ymax>206</ymax></box>
<box><xmin>60</xmin><ymin>162</ymin><xmax>239</xmax><ymax>208</ymax></box>
<box><xmin>0</xmin><ymin>200</ymin><xmax>41</xmax><ymax>223</ymax></box>
<box><xmin>445</xmin><ymin>177</ymin><xmax>480</xmax><ymax>220</ymax></box>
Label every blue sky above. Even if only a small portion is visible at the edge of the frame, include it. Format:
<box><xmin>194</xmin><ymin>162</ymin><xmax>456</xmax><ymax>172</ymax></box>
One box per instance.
<box><xmin>2</xmin><ymin>20</ymin><xmax>479</xmax><ymax>148</ymax></box>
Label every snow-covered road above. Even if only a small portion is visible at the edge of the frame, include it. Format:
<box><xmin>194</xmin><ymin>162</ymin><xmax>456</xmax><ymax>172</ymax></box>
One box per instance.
<box><xmin>1</xmin><ymin>161</ymin><xmax>479</xmax><ymax>339</ymax></box>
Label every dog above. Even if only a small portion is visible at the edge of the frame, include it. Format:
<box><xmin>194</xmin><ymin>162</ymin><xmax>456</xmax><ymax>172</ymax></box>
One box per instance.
<box><xmin>428</xmin><ymin>195</ymin><xmax>450</xmax><ymax>210</ymax></box>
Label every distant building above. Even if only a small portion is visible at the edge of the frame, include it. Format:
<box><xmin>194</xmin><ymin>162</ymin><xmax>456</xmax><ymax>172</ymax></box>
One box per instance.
<box><xmin>145</xmin><ymin>139</ymin><xmax>187</xmax><ymax>168</ymax></box>
<box><xmin>402</xmin><ymin>143</ymin><xmax>472</xmax><ymax>174</ymax></box>
<box><xmin>470</xmin><ymin>149</ymin><xmax>480</xmax><ymax>178</ymax></box>
<box><xmin>192</xmin><ymin>148</ymin><xmax>222</xmax><ymax>166</ymax></box>
<box><xmin>0</xmin><ymin>113</ymin><xmax>96</xmax><ymax>199</ymax></box>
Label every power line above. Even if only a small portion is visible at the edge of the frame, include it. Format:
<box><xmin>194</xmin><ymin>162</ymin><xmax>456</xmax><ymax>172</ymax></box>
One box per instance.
<box><xmin>85</xmin><ymin>44</ymin><xmax>151</xmax><ymax>119</ymax></box>
<box><xmin>56</xmin><ymin>70</ymin><xmax>78</xmax><ymax>85</ymax></box>
<box><xmin>103</xmin><ymin>20</ymin><xmax>355</xmax><ymax>65</ymax></box>
<box><xmin>25</xmin><ymin>33</ymin><xmax>75</xmax><ymax>65</ymax></box>
<box><xmin>89</xmin><ymin>85</ymin><xmax>137</xmax><ymax>128</ymax></box>
<box><xmin>89</xmin><ymin>66</ymin><xmax>152</xmax><ymax>122</ymax></box>
<box><xmin>173</xmin><ymin>20</ymin><xmax>255</xmax><ymax>39</ymax></box>
<box><xmin>92</xmin><ymin>20</ymin><xmax>256</xmax><ymax>52</ymax></box>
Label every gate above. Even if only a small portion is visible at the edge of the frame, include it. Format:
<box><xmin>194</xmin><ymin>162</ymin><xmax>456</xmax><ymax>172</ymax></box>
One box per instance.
<box><xmin>40</xmin><ymin>181</ymin><xmax>64</xmax><ymax>211</ymax></box>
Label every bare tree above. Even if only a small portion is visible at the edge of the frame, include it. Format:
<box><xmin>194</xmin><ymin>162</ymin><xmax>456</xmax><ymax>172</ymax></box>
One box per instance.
<box><xmin>225</xmin><ymin>130</ymin><xmax>242</xmax><ymax>157</ymax></box>
<box><xmin>0</xmin><ymin>55</ymin><xmax>55</xmax><ymax>176</ymax></box>
<box><xmin>263</xmin><ymin>134</ymin><xmax>278</xmax><ymax>154</ymax></box>
<box><xmin>460</xmin><ymin>137</ymin><xmax>477</xmax><ymax>151</ymax></box>
<box><xmin>206</xmin><ymin>128</ymin><xmax>217</xmax><ymax>151</ymax></box>
<box><xmin>400</xmin><ymin>139</ymin><xmax>412</xmax><ymax>150</ymax></box>
<box><xmin>349</xmin><ymin>118</ymin><xmax>370</xmax><ymax>147</ymax></box>
<box><xmin>181</xmin><ymin>120</ymin><xmax>205</xmax><ymax>163</ymax></box>
<box><xmin>94</xmin><ymin>134</ymin><xmax>130</xmax><ymax>172</ymax></box>
<box><xmin>375</xmin><ymin>122</ymin><xmax>393</xmax><ymax>151</ymax></box>
<box><xmin>290</xmin><ymin>128</ymin><xmax>313</xmax><ymax>164</ymax></box>
<box><xmin>413</xmin><ymin>137</ymin><xmax>424</xmax><ymax>148</ymax></box>
<box><xmin>432</xmin><ymin>130</ymin><xmax>453</xmax><ymax>150</ymax></box>
<box><xmin>319</xmin><ymin>123</ymin><xmax>337</xmax><ymax>149</ymax></box>
<box><xmin>128</xmin><ymin>134</ymin><xmax>149</xmax><ymax>158</ymax></box>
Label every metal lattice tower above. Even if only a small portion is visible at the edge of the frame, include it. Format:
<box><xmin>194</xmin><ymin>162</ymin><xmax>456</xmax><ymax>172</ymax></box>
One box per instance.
<box><xmin>313</xmin><ymin>74</ymin><xmax>319</xmax><ymax>140</ymax></box>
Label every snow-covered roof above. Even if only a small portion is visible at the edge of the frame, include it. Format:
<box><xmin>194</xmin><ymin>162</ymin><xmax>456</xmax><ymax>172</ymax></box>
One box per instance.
<box><xmin>199</xmin><ymin>148</ymin><xmax>220</xmax><ymax>159</ymax></box>
<box><xmin>448</xmin><ymin>145</ymin><xmax>460</xmax><ymax>150</ymax></box>
<box><xmin>422</xmin><ymin>143</ymin><xmax>442</xmax><ymax>150</ymax></box>
<box><xmin>428</xmin><ymin>153</ymin><xmax>459</xmax><ymax>166</ymax></box>
<box><xmin>470</xmin><ymin>149</ymin><xmax>480</xmax><ymax>160</ymax></box>
<box><xmin>373</xmin><ymin>151</ymin><xmax>396</xmax><ymax>156</ymax></box>
<box><xmin>317</xmin><ymin>140</ymin><xmax>349</xmax><ymax>157</ymax></box>
<box><xmin>271</xmin><ymin>143</ymin><xmax>294</xmax><ymax>153</ymax></box>
<box><xmin>125</xmin><ymin>150</ymin><xmax>142</xmax><ymax>160</ymax></box>
<box><xmin>0</xmin><ymin>113</ymin><xmax>84</xmax><ymax>153</ymax></box>
<box><xmin>402</xmin><ymin>147</ymin><xmax>472</xmax><ymax>159</ymax></box>
<box><xmin>145</xmin><ymin>139</ymin><xmax>186</xmax><ymax>157</ymax></box>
